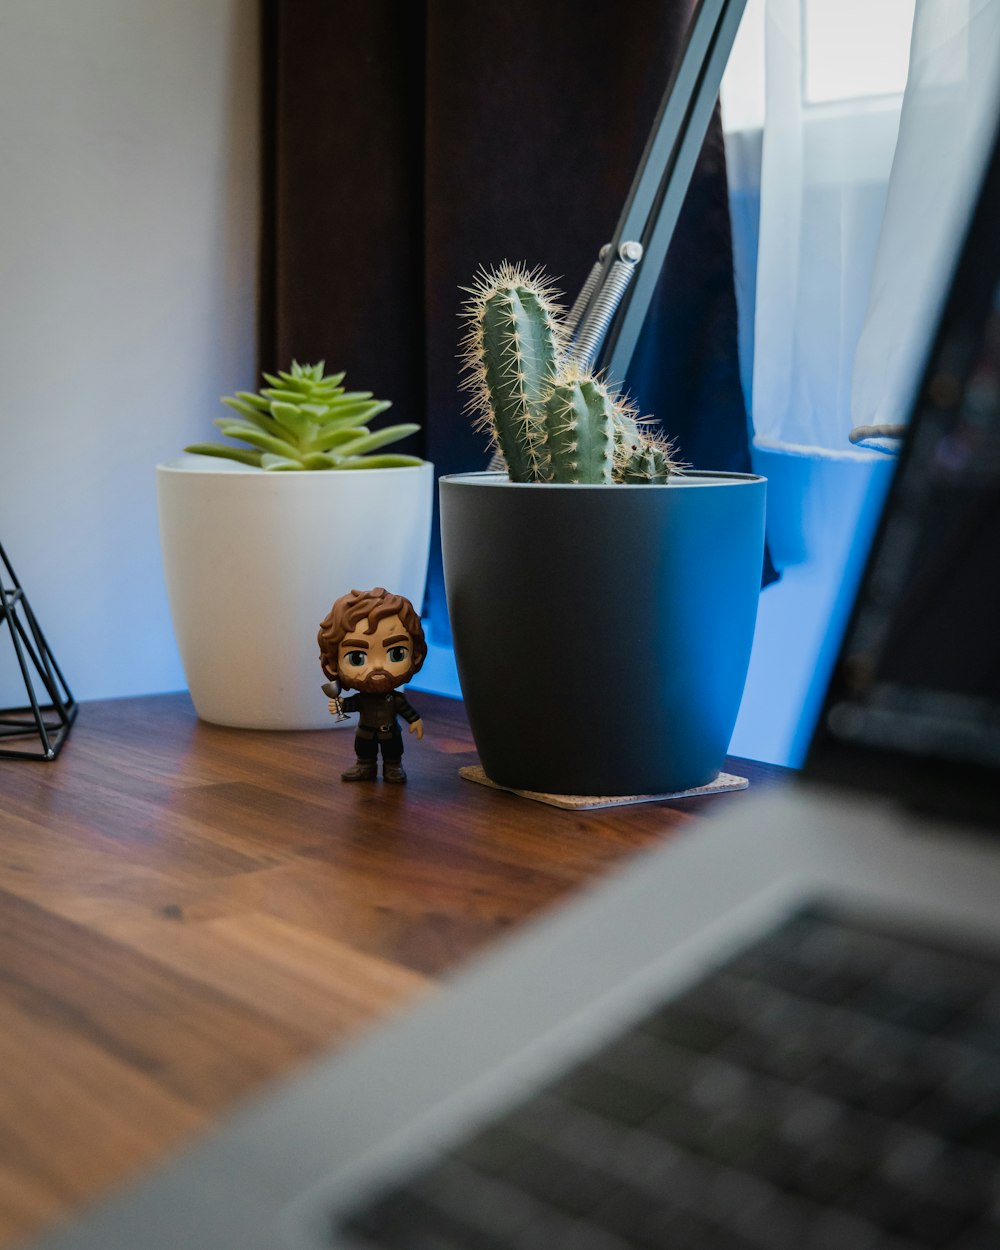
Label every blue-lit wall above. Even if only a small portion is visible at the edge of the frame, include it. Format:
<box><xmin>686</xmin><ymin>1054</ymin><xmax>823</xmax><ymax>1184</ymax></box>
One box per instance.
<box><xmin>727</xmin><ymin>449</ymin><xmax>895</xmax><ymax>765</ymax></box>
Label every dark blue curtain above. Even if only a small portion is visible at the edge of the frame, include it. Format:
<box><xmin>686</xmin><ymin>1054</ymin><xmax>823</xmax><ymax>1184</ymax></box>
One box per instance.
<box><xmin>261</xmin><ymin>0</ymin><xmax>775</xmax><ymax>649</ymax></box>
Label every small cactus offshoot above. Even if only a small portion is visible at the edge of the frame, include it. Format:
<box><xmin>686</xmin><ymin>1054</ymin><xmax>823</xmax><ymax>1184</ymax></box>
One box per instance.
<box><xmin>186</xmin><ymin>361</ymin><xmax>423</xmax><ymax>471</ymax></box>
<box><xmin>542</xmin><ymin>369</ymin><xmax>616</xmax><ymax>485</ymax></box>
<box><xmin>459</xmin><ymin>263</ymin><xmax>681</xmax><ymax>484</ymax></box>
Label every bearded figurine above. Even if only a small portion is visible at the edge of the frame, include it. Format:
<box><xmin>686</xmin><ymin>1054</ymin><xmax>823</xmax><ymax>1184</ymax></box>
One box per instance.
<box><xmin>317</xmin><ymin>587</ymin><xmax>427</xmax><ymax>783</ymax></box>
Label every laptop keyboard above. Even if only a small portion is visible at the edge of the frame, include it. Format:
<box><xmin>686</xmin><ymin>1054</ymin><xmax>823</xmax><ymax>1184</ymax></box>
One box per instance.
<box><xmin>333</xmin><ymin>905</ymin><xmax>1000</xmax><ymax>1249</ymax></box>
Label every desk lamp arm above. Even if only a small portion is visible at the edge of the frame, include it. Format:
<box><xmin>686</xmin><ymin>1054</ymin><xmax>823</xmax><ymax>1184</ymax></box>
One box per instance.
<box><xmin>568</xmin><ymin>0</ymin><xmax>749</xmax><ymax>388</ymax></box>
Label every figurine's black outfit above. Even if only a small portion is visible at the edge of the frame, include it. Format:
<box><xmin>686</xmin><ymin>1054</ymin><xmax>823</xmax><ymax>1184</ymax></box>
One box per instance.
<box><xmin>341</xmin><ymin>690</ymin><xmax>420</xmax><ymax>764</ymax></box>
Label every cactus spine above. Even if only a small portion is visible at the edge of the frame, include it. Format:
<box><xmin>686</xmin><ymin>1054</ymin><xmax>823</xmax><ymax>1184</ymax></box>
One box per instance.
<box><xmin>460</xmin><ymin>262</ymin><xmax>681</xmax><ymax>485</ymax></box>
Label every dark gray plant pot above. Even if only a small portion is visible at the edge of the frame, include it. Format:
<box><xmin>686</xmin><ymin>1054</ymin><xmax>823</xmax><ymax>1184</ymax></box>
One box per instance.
<box><xmin>439</xmin><ymin>470</ymin><xmax>767</xmax><ymax>796</ymax></box>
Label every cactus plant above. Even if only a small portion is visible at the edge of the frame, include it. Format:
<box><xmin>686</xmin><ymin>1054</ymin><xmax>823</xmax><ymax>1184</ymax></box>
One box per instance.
<box><xmin>185</xmin><ymin>361</ymin><xmax>423</xmax><ymax>471</ymax></box>
<box><xmin>460</xmin><ymin>263</ymin><xmax>681</xmax><ymax>484</ymax></box>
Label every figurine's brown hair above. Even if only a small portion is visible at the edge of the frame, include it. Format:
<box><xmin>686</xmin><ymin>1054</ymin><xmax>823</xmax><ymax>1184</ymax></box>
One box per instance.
<box><xmin>317</xmin><ymin>587</ymin><xmax>427</xmax><ymax>680</ymax></box>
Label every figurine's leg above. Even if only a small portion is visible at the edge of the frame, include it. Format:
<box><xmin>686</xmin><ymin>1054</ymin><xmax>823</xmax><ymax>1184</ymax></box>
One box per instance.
<box><xmin>342</xmin><ymin>732</ymin><xmax>378</xmax><ymax>782</ymax></box>
<box><xmin>381</xmin><ymin>728</ymin><xmax>406</xmax><ymax>784</ymax></box>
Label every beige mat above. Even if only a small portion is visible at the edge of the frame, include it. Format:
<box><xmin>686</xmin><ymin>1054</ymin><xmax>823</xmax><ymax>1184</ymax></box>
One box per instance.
<box><xmin>459</xmin><ymin>764</ymin><xmax>749</xmax><ymax>810</ymax></box>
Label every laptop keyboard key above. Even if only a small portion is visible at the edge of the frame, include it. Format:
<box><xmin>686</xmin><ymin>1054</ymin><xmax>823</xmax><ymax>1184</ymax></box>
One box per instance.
<box><xmin>493</xmin><ymin>1142</ymin><xmax>619</xmax><ymax>1217</ymax></box>
<box><xmin>892</xmin><ymin>1196</ymin><xmax>976</xmax><ymax>1247</ymax></box>
<box><xmin>640</xmin><ymin>1001</ymin><xmax>738</xmax><ymax>1053</ymax></box>
<box><xmin>551</xmin><ymin>1064</ymin><xmax>659</xmax><ymax>1127</ymax></box>
<box><xmin>452</xmin><ymin>1123</ymin><xmax>535</xmax><ymax>1175</ymax></box>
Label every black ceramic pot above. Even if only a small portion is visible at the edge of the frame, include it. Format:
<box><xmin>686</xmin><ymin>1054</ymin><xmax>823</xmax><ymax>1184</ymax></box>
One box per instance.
<box><xmin>439</xmin><ymin>470</ymin><xmax>767</xmax><ymax>796</ymax></box>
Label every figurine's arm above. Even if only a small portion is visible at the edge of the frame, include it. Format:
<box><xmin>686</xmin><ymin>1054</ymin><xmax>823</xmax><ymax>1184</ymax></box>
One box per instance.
<box><xmin>321</xmin><ymin>679</ymin><xmax>353</xmax><ymax>719</ymax></box>
<box><xmin>395</xmin><ymin>693</ymin><xmax>423</xmax><ymax>740</ymax></box>
<box><xmin>327</xmin><ymin>690</ymin><xmax>359</xmax><ymax>716</ymax></box>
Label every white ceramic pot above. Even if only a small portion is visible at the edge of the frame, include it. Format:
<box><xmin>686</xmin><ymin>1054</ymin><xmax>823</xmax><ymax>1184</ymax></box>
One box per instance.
<box><xmin>156</xmin><ymin>456</ymin><xmax>434</xmax><ymax>729</ymax></box>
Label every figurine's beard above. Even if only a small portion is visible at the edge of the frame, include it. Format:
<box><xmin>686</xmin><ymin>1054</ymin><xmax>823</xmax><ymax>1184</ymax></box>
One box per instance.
<box><xmin>353</xmin><ymin>667</ymin><xmax>409</xmax><ymax>694</ymax></box>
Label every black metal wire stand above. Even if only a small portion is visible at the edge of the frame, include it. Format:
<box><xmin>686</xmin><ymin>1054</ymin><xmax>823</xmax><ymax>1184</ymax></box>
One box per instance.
<box><xmin>0</xmin><ymin>543</ymin><xmax>77</xmax><ymax>760</ymax></box>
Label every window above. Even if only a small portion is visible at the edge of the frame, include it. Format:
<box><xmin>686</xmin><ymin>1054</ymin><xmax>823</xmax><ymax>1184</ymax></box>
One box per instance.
<box><xmin>802</xmin><ymin>0</ymin><xmax>914</xmax><ymax>105</ymax></box>
<box><xmin>721</xmin><ymin>0</ymin><xmax>918</xmax><ymax>131</ymax></box>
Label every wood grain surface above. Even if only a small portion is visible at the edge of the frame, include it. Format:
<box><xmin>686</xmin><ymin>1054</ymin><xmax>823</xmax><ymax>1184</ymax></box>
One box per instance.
<box><xmin>0</xmin><ymin>691</ymin><xmax>789</xmax><ymax>1247</ymax></box>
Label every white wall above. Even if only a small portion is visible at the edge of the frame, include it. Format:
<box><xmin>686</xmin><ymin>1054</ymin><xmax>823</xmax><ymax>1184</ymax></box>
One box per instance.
<box><xmin>0</xmin><ymin>0</ymin><xmax>259</xmax><ymax>706</ymax></box>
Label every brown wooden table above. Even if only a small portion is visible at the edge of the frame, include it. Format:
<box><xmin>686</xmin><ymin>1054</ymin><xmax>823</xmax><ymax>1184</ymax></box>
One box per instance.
<box><xmin>0</xmin><ymin>691</ymin><xmax>790</xmax><ymax>1247</ymax></box>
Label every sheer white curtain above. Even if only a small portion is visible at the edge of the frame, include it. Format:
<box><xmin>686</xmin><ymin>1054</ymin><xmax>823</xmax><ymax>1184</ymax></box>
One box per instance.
<box><xmin>720</xmin><ymin>0</ymin><xmax>1000</xmax><ymax>767</ymax></box>
<box><xmin>746</xmin><ymin>0</ymin><xmax>1000</xmax><ymax>459</ymax></box>
<box><xmin>852</xmin><ymin>1</ymin><xmax>1000</xmax><ymax>436</ymax></box>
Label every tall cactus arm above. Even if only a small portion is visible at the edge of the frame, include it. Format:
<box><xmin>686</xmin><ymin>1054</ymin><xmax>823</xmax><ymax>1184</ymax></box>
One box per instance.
<box><xmin>459</xmin><ymin>263</ymin><xmax>566</xmax><ymax>482</ymax></box>
<box><xmin>479</xmin><ymin>287</ymin><xmax>553</xmax><ymax>481</ymax></box>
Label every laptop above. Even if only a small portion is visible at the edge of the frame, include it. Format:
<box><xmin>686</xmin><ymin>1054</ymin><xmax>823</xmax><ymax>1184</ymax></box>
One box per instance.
<box><xmin>23</xmin><ymin>112</ymin><xmax>1000</xmax><ymax>1250</ymax></box>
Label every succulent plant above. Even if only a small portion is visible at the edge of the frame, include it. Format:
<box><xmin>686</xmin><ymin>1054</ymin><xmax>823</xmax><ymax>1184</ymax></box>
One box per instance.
<box><xmin>460</xmin><ymin>263</ymin><xmax>680</xmax><ymax>484</ymax></box>
<box><xmin>186</xmin><ymin>361</ymin><xmax>423</xmax><ymax>471</ymax></box>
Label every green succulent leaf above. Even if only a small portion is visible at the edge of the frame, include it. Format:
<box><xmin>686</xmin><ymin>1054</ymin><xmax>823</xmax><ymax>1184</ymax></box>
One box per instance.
<box><xmin>311</xmin><ymin>415</ymin><xmax>378</xmax><ymax>442</ymax></box>
<box><xmin>213</xmin><ymin>417</ymin><xmax>259</xmax><ymax>435</ymax></box>
<box><xmin>333</xmin><ymin>454</ymin><xmax>425</xmax><ymax>469</ymax></box>
<box><xmin>269</xmin><ymin>402</ymin><xmax>316</xmax><ymax>443</ymax></box>
<box><xmin>234</xmin><ymin>391</ymin><xmax>272</xmax><ymax>411</ymax></box>
<box><xmin>308</xmin><ymin>425</ymin><xmax>369</xmax><ymax>453</ymax></box>
<box><xmin>261</xmin><ymin>453</ymin><xmax>304</xmax><ymax>470</ymax></box>
<box><xmin>263</xmin><ymin>388</ymin><xmax>314</xmax><ymax>404</ymax></box>
<box><xmin>331</xmin><ymin>423</ymin><xmax>420</xmax><ymax>460</ymax></box>
<box><xmin>220</xmin><ymin>399</ymin><xmax>283</xmax><ymax>436</ymax></box>
<box><xmin>217</xmin><ymin>423</ymin><xmax>301</xmax><ymax>459</ymax></box>
<box><xmin>334</xmin><ymin>390</ymin><xmax>374</xmax><ymax>404</ymax></box>
<box><xmin>184</xmin><ymin>443</ymin><xmax>263</xmax><ymax>467</ymax></box>
<box><xmin>318</xmin><ymin>399</ymin><xmax>392</xmax><ymax>427</ymax></box>
<box><xmin>300</xmin><ymin>451</ymin><xmax>338</xmax><ymax>470</ymax></box>
<box><xmin>311</xmin><ymin>369</ymin><xmax>344</xmax><ymax>389</ymax></box>
<box><xmin>221</xmin><ymin>398</ymin><xmax>264</xmax><ymax>422</ymax></box>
